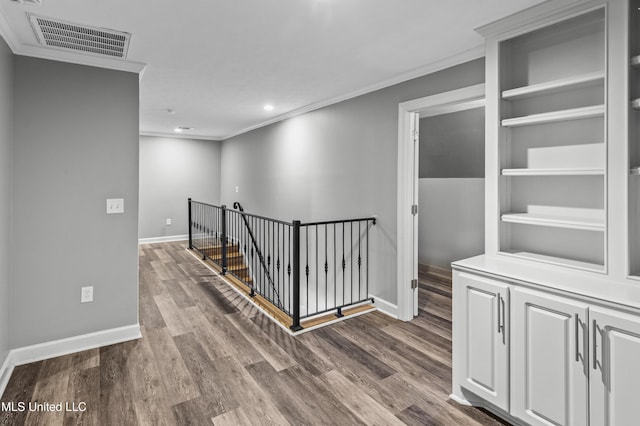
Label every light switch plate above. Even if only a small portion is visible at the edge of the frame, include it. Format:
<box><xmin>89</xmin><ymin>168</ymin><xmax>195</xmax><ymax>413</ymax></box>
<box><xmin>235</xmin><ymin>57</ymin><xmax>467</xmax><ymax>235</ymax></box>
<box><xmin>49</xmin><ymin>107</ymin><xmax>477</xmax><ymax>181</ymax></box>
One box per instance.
<box><xmin>106</xmin><ymin>198</ymin><xmax>124</xmax><ymax>214</ymax></box>
<box><xmin>81</xmin><ymin>286</ymin><xmax>93</xmax><ymax>303</ymax></box>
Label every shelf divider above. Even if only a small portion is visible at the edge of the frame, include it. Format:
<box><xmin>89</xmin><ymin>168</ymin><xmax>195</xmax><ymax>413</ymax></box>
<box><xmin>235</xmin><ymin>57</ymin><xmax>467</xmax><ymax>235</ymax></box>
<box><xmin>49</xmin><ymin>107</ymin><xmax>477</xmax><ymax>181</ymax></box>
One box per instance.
<box><xmin>501</xmin><ymin>71</ymin><xmax>604</xmax><ymax>100</ymax></box>
<box><xmin>501</xmin><ymin>212</ymin><xmax>605</xmax><ymax>232</ymax></box>
<box><xmin>501</xmin><ymin>168</ymin><xmax>604</xmax><ymax>176</ymax></box>
<box><xmin>501</xmin><ymin>105</ymin><xmax>605</xmax><ymax>128</ymax></box>
<box><xmin>500</xmin><ymin>250</ymin><xmax>605</xmax><ymax>272</ymax></box>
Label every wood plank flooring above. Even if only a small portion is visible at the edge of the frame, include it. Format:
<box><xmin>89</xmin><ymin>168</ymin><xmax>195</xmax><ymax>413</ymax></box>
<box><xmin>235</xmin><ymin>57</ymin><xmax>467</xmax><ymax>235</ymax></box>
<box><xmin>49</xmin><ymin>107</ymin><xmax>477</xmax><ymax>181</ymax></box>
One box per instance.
<box><xmin>1</xmin><ymin>241</ymin><xmax>509</xmax><ymax>425</ymax></box>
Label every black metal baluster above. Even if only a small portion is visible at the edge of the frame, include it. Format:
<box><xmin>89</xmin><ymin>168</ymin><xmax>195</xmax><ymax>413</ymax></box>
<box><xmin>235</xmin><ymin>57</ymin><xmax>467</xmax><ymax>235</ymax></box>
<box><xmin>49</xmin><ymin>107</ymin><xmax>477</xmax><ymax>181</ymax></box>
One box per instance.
<box><xmin>358</xmin><ymin>220</ymin><xmax>362</xmax><ymax>300</ymax></box>
<box><xmin>221</xmin><ymin>205</ymin><xmax>227</xmax><ymax>274</ymax></box>
<box><xmin>324</xmin><ymin>224</ymin><xmax>328</xmax><ymax>312</ymax></box>
<box><xmin>366</xmin><ymin>220</ymin><xmax>370</xmax><ymax>299</ymax></box>
<box><xmin>188</xmin><ymin>198</ymin><xmax>192</xmax><ymax>249</ymax></box>
<box><xmin>277</xmin><ymin>223</ymin><xmax>281</xmax><ymax>310</ymax></box>
<box><xmin>315</xmin><ymin>224</ymin><xmax>318</xmax><ymax>316</ymax></box>
<box><xmin>342</xmin><ymin>222</ymin><xmax>345</xmax><ymax>307</ymax></box>
<box><xmin>350</xmin><ymin>221</ymin><xmax>353</xmax><ymax>304</ymax></box>
<box><xmin>333</xmin><ymin>223</ymin><xmax>338</xmax><ymax>312</ymax></box>
<box><xmin>288</xmin><ymin>225</ymin><xmax>292</xmax><ymax>315</ymax></box>
<box><xmin>202</xmin><ymin>204</ymin><xmax>208</xmax><ymax>260</ymax></box>
<box><xmin>291</xmin><ymin>220</ymin><xmax>302</xmax><ymax>331</ymax></box>
<box><xmin>305</xmin><ymin>226</ymin><xmax>309</xmax><ymax>317</ymax></box>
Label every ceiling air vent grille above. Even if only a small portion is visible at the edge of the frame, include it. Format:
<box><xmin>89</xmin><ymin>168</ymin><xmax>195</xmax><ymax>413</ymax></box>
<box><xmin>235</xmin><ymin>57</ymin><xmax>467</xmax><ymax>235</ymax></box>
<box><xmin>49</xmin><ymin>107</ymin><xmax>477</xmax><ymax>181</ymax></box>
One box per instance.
<box><xmin>29</xmin><ymin>14</ymin><xmax>131</xmax><ymax>59</ymax></box>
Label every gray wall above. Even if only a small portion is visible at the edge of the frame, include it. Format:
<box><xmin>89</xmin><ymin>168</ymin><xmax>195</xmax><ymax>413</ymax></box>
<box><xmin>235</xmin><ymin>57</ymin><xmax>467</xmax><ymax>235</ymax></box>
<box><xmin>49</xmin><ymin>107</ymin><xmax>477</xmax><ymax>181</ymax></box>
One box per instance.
<box><xmin>12</xmin><ymin>57</ymin><xmax>139</xmax><ymax>347</ymax></box>
<box><xmin>139</xmin><ymin>136</ymin><xmax>221</xmax><ymax>239</ymax></box>
<box><xmin>221</xmin><ymin>58</ymin><xmax>484</xmax><ymax>305</ymax></box>
<box><xmin>418</xmin><ymin>107</ymin><xmax>485</xmax><ymax>269</ymax></box>
<box><xmin>0</xmin><ymin>37</ymin><xmax>13</xmax><ymax>365</ymax></box>
<box><xmin>418</xmin><ymin>179</ymin><xmax>484</xmax><ymax>269</ymax></box>
<box><xmin>419</xmin><ymin>107</ymin><xmax>484</xmax><ymax>178</ymax></box>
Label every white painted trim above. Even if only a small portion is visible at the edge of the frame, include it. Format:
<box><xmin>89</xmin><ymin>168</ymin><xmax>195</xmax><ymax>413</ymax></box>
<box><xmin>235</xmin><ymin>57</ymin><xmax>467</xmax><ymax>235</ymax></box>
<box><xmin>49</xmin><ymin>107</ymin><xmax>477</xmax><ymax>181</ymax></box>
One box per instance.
<box><xmin>0</xmin><ymin>324</ymin><xmax>140</xmax><ymax>396</ymax></box>
<box><xmin>372</xmin><ymin>297</ymin><xmax>398</xmax><ymax>319</ymax></box>
<box><xmin>139</xmin><ymin>234</ymin><xmax>188</xmax><ymax>244</ymax></box>
<box><xmin>449</xmin><ymin>393</ymin><xmax>473</xmax><ymax>406</ymax></box>
<box><xmin>475</xmin><ymin>0</ymin><xmax>600</xmax><ymax>39</ymax></box>
<box><xmin>16</xmin><ymin>44</ymin><xmax>147</xmax><ymax>74</ymax></box>
<box><xmin>0</xmin><ymin>352</ymin><xmax>15</xmax><ymax>399</ymax></box>
<box><xmin>397</xmin><ymin>84</ymin><xmax>485</xmax><ymax>321</ymax></box>
<box><xmin>10</xmin><ymin>324</ymin><xmax>141</xmax><ymax>367</ymax></box>
<box><xmin>139</xmin><ymin>131</ymin><xmax>223</xmax><ymax>142</ymax></box>
<box><xmin>223</xmin><ymin>45</ymin><xmax>485</xmax><ymax>140</ymax></box>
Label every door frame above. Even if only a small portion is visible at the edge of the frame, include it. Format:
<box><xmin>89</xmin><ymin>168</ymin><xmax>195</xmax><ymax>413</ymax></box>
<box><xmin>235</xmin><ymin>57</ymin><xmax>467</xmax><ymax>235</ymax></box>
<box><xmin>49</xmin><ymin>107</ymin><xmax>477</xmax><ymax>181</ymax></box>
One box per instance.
<box><xmin>396</xmin><ymin>83</ymin><xmax>485</xmax><ymax>321</ymax></box>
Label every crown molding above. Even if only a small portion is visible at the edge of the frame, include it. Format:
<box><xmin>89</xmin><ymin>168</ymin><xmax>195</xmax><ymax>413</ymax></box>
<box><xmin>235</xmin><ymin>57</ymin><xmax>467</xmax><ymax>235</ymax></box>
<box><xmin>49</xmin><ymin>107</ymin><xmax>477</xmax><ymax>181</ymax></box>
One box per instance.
<box><xmin>475</xmin><ymin>0</ymin><xmax>597</xmax><ymax>39</ymax></box>
<box><xmin>222</xmin><ymin>44</ymin><xmax>485</xmax><ymax>140</ymax></box>
<box><xmin>139</xmin><ymin>130</ymin><xmax>223</xmax><ymax>142</ymax></box>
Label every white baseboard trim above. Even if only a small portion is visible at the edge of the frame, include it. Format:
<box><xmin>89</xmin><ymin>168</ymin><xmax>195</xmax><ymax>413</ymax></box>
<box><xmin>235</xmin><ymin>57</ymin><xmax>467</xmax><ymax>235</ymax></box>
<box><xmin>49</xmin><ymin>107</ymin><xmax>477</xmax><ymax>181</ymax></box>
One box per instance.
<box><xmin>1</xmin><ymin>324</ymin><xmax>141</xmax><ymax>397</ymax></box>
<box><xmin>449</xmin><ymin>393</ymin><xmax>473</xmax><ymax>406</ymax></box>
<box><xmin>0</xmin><ymin>351</ymin><xmax>14</xmax><ymax>398</ymax></box>
<box><xmin>138</xmin><ymin>234</ymin><xmax>188</xmax><ymax>244</ymax></box>
<box><xmin>372</xmin><ymin>296</ymin><xmax>398</xmax><ymax>319</ymax></box>
<box><xmin>11</xmin><ymin>324</ymin><xmax>141</xmax><ymax>368</ymax></box>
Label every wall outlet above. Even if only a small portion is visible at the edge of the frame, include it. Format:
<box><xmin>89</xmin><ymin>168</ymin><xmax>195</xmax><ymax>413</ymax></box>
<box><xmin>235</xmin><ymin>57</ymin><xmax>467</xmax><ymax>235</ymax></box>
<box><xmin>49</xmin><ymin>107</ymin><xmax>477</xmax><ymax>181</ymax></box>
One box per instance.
<box><xmin>166</xmin><ymin>218</ymin><xmax>172</xmax><ymax>226</ymax></box>
<box><xmin>235</xmin><ymin>186</ymin><xmax>239</xmax><ymax>193</ymax></box>
<box><xmin>106</xmin><ymin>198</ymin><xmax>124</xmax><ymax>214</ymax></box>
<box><xmin>81</xmin><ymin>286</ymin><xmax>93</xmax><ymax>303</ymax></box>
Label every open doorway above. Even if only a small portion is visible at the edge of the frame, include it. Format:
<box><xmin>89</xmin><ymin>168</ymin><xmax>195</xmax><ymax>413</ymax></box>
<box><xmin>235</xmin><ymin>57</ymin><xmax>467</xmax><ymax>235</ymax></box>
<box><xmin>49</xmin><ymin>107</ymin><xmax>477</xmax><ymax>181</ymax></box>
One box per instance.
<box><xmin>418</xmin><ymin>106</ymin><xmax>485</xmax><ymax>279</ymax></box>
<box><xmin>397</xmin><ymin>84</ymin><xmax>485</xmax><ymax>321</ymax></box>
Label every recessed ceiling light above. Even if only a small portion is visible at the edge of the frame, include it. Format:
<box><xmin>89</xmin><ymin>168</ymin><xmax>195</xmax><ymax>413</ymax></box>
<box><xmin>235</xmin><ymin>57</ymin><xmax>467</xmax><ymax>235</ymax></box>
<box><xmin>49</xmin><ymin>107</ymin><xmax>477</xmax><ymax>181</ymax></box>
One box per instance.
<box><xmin>174</xmin><ymin>126</ymin><xmax>192</xmax><ymax>133</ymax></box>
<box><xmin>264</xmin><ymin>104</ymin><xmax>274</xmax><ymax>111</ymax></box>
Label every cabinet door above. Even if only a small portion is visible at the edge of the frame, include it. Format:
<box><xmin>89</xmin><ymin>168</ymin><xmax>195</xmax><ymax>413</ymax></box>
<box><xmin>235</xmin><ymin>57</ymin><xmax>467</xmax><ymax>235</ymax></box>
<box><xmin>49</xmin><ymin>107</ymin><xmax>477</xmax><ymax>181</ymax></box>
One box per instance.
<box><xmin>511</xmin><ymin>288</ymin><xmax>588</xmax><ymax>426</ymax></box>
<box><xmin>456</xmin><ymin>272</ymin><xmax>509</xmax><ymax>411</ymax></box>
<box><xmin>589</xmin><ymin>306</ymin><xmax>640</xmax><ymax>426</ymax></box>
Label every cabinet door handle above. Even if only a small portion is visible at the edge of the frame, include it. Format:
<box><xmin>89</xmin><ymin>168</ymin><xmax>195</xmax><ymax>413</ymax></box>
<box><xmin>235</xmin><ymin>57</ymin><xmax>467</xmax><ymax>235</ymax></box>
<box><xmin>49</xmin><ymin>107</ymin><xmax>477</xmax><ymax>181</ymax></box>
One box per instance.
<box><xmin>592</xmin><ymin>319</ymin><xmax>597</xmax><ymax>370</ymax></box>
<box><xmin>497</xmin><ymin>294</ymin><xmax>502</xmax><ymax>334</ymax></box>
<box><xmin>575</xmin><ymin>314</ymin><xmax>580</xmax><ymax>362</ymax></box>
<box><xmin>497</xmin><ymin>293</ymin><xmax>505</xmax><ymax>335</ymax></box>
<box><xmin>500</xmin><ymin>294</ymin><xmax>505</xmax><ymax>335</ymax></box>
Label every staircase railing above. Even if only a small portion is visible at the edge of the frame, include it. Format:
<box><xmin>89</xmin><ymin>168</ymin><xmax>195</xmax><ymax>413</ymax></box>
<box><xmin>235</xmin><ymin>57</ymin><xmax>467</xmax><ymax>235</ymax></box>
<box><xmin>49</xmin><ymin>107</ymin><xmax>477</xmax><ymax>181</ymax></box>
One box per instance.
<box><xmin>188</xmin><ymin>198</ymin><xmax>376</xmax><ymax>331</ymax></box>
<box><xmin>230</xmin><ymin>201</ymin><xmax>283</xmax><ymax>310</ymax></box>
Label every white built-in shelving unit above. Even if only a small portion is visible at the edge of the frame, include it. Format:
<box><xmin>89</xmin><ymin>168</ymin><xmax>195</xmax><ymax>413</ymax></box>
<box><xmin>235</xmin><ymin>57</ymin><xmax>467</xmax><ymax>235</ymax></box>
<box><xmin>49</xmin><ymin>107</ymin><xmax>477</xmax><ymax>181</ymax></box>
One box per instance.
<box><xmin>497</xmin><ymin>7</ymin><xmax>606</xmax><ymax>271</ymax></box>
<box><xmin>452</xmin><ymin>3</ymin><xmax>640</xmax><ymax>425</ymax></box>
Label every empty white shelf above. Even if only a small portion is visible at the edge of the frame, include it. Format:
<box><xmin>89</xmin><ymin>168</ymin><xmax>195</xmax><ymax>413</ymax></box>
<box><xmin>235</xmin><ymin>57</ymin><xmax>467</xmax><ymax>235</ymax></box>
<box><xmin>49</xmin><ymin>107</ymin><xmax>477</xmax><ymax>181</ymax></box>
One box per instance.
<box><xmin>631</xmin><ymin>166</ymin><xmax>640</xmax><ymax>175</ymax></box>
<box><xmin>632</xmin><ymin>55</ymin><xmax>640</xmax><ymax>68</ymax></box>
<box><xmin>501</xmin><ymin>212</ymin><xmax>604</xmax><ymax>232</ymax></box>
<box><xmin>502</xmin><ymin>72</ymin><xmax>605</xmax><ymax>100</ymax></box>
<box><xmin>632</xmin><ymin>99</ymin><xmax>640</xmax><ymax>110</ymax></box>
<box><xmin>501</xmin><ymin>168</ymin><xmax>605</xmax><ymax>176</ymax></box>
<box><xmin>500</xmin><ymin>250</ymin><xmax>605</xmax><ymax>272</ymax></box>
<box><xmin>501</xmin><ymin>105</ymin><xmax>605</xmax><ymax>127</ymax></box>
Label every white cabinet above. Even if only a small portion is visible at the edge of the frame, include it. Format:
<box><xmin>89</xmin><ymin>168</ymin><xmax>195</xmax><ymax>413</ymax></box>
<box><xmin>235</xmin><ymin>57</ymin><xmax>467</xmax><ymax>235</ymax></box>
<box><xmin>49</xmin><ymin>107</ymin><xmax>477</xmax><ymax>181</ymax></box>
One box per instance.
<box><xmin>456</xmin><ymin>272</ymin><xmax>509</xmax><ymax>411</ymax></box>
<box><xmin>453</xmin><ymin>269</ymin><xmax>640</xmax><ymax>426</ymax></box>
<box><xmin>589</xmin><ymin>306</ymin><xmax>640</xmax><ymax>426</ymax></box>
<box><xmin>511</xmin><ymin>287</ymin><xmax>589</xmax><ymax>426</ymax></box>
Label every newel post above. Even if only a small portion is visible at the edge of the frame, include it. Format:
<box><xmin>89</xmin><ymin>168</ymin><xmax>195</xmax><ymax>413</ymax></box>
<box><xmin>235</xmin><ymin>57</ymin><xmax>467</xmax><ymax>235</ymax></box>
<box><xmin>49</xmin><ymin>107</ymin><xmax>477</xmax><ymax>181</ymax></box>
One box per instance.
<box><xmin>221</xmin><ymin>205</ymin><xmax>228</xmax><ymax>275</ymax></box>
<box><xmin>188</xmin><ymin>198</ymin><xmax>193</xmax><ymax>250</ymax></box>
<box><xmin>291</xmin><ymin>220</ymin><xmax>303</xmax><ymax>331</ymax></box>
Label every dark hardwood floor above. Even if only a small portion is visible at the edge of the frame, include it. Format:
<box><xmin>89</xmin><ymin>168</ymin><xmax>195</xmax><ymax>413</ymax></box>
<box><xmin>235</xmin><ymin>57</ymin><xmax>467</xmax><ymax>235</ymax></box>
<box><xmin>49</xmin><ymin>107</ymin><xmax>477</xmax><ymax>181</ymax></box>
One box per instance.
<box><xmin>1</xmin><ymin>241</ymin><xmax>509</xmax><ymax>425</ymax></box>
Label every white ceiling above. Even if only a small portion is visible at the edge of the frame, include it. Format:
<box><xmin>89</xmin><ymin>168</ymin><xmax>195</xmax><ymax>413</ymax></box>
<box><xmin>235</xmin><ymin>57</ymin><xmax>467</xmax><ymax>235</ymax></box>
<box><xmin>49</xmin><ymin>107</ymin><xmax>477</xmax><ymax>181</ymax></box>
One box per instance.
<box><xmin>0</xmin><ymin>0</ymin><xmax>547</xmax><ymax>140</ymax></box>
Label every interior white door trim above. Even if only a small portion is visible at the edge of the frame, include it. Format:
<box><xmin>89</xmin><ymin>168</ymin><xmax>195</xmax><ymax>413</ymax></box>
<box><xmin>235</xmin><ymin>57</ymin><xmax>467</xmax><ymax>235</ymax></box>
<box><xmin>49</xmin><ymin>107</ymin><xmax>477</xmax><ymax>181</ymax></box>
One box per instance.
<box><xmin>396</xmin><ymin>83</ymin><xmax>485</xmax><ymax>321</ymax></box>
